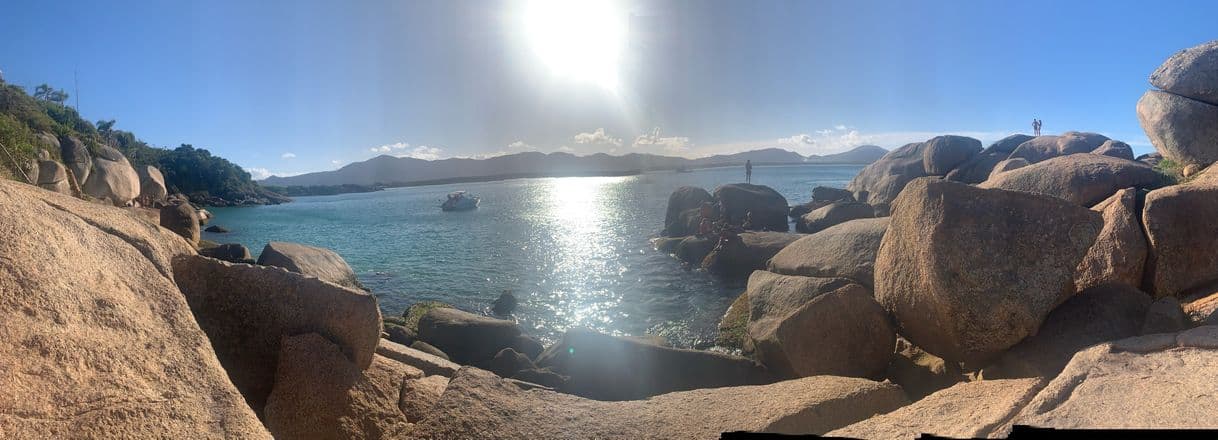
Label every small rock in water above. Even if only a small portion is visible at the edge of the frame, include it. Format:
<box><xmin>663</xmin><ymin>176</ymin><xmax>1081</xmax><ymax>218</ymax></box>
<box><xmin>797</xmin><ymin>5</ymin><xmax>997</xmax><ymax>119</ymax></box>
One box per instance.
<box><xmin>204</xmin><ymin>225</ymin><xmax>230</xmax><ymax>233</ymax></box>
<box><xmin>492</xmin><ymin>291</ymin><xmax>518</xmax><ymax>316</ymax></box>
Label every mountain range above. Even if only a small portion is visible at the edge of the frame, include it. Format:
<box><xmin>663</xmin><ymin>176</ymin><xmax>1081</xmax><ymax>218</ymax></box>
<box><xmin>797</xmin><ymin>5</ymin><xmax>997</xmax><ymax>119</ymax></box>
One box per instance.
<box><xmin>260</xmin><ymin>145</ymin><xmax>888</xmax><ymax>187</ymax></box>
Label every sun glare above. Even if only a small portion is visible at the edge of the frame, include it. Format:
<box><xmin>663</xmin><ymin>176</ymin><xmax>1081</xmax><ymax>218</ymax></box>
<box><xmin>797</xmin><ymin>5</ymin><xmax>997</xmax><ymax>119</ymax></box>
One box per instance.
<box><xmin>523</xmin><ymin>0</ymin><xmax>626</xmax><ymax>92</ymax></box>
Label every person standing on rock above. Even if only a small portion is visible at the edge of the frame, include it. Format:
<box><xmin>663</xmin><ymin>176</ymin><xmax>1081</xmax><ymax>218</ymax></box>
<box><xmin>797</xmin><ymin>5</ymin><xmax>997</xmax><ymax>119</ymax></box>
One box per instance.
<box><xmin>745</xmin><ymin>160</ymin><xmax>753</xmax><ymax>183</ymax></box>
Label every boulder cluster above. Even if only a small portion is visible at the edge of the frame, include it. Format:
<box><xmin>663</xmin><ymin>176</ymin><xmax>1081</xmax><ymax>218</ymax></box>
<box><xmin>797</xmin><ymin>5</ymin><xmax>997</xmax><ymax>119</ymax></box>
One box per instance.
<box><xmin>4</xmin><ymin>41</ymin><xmax>1218</xmax><ymax>439</ymax></box>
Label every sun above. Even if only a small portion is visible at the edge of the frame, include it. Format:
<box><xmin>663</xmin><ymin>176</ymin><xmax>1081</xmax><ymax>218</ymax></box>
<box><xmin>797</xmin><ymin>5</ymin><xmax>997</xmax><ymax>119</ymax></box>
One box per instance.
<box><xmin>522</xmin><ymin>0</ymin><xmax>626</xmax><ymax>92</ymax></box>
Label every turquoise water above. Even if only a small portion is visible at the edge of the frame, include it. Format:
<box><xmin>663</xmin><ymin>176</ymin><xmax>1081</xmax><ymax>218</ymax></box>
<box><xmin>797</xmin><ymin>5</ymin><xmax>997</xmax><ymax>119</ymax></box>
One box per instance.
<box><xmin>204</xmin><ymin>164</ymin><xmax>863</xmax><ymax>347</ymax></box>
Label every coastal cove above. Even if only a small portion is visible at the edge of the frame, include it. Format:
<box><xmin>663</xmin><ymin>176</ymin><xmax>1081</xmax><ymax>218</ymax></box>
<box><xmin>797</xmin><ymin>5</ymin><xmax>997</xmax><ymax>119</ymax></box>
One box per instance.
<box><xmin>206</xmin><ymin>164</ymin><xmax>863</xmax><ymax>347</ymax></box>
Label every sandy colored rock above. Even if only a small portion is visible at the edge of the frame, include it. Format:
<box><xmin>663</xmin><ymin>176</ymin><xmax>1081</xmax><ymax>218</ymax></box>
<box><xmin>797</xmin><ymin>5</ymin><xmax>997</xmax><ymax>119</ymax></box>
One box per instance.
<box><xmin>1137</xmin><ymin>89</ymin><xmax>1218</xmax><ymax>165</ymax></box>
<box><xmin>265</xmin><ymin>333</ymin><xmax>419</xmax><ymax>440</ymax></box>
<box><xmin>795</xmin><ymin>200</ymin><xmax>873</xmax><ymax>233</ymax></box>
<box><xmin>160</xmin><ymin>201</ymin><xmax>201</xmax><ymax>246</ymax></box>
<box><xmin>0</xmin><ymin>180</ymin><xmax>269</xmax><ymax>438</ymax></box>
<box><xmin>1150</xmin><ymin>40</ymin><xmax>1218</xmax><ymax>106</ymax></box>
<box><xmin>847</xmin><ymin>142</ymin><xmax>928</xmax><ymax>216</ymax></box>
<box><xmin>979</xmin><ymin>154</ymin><xmax>1160</xmax><ymax>207</ymax></box>
<box><xmin>829</xmin><ymin>378</ymin><xmax>1046</xmax><ymax>440</ymax></box>
<box><xmin>882</xmin><ymin>336</ymin><xmax>964</xmax><ymax>401</ymax></box>
<box><xmin>769</xmin><ymin>217</ymin><xmax>888</xmax><ymax>288</ymax></box>
<box><xmin>1007</xmin><ymin>132</ymin><xmax>1109</xmax><ymax>164</ymax></box>
<box><xmin>536</xmin><ymin>327</ymin><xmax>774</xmax><ymax>401</ymax></box>
<box><xmin>172</xmin><ymin>254</ymin><xmax>382</xmax><ymax>414</ymax></box>
<box><xmin>982</xmin><ymin>283</ymin><xmax>1150</xmax><ymax>379</ymax></box>
<box><xmin>921</xmin><ymin>134</ymin><xmax>981</xmax><ymax>175</ymax></box>
<box><xmin>875</xmin><ymin>178</ymin><xmax>1101</xmax><ymax>365</ymax></box>
<box><xmin>407</xmin><ymin>367</ymin><xmax>909</xmax><ymax>439</ymax></box>
<box><xmin>35</xmin><ymin>158</ymin><xmax>71</xmax><ymax>194</ymax></box>
<box><xmin>1092</xmin><ymin>140</ymin><xmax>1135</xmax><ymax>160</ymax></box>
<box><xmin>1074</xmin><ymin>188</ymin><xmax>1148</xmax><ymax>290</ymax></box>
<box><xmin>701</xmin><ymin>231</ymin><xmax>802</xmax><ymax>278</ymax></box>
<box><xmin>712</xmin><ymin>183</ymin><xmax>790</xmax><ymax>232</ymax></box>
<box><xmin>376</xmin><ymin>339</ymin><xmax>461</xmax><ymax>377</ymax></box>
<box><xmin>1142</xmin><ymin>172</ymin><xmax>1218</xmax><ymax>297</ymax></box>
<box><xmin>745</xmin><ymin>271</ymin><xmax>893</xmax><ymax>378</ymax></box>
<box><xmin>137</xmin><ymin>165</ymin><xmax>168</xmax><ymax>207</ymax></box>
<box><xmin>399</xmin><ymin>374</ymin><xmax>450</xmax><ymax>423</ymax></box>
<box><xmin>1014</xmin><ymin>327</ymin><xmax>1218</xmax><ymax>429</ymax></box>
<box><xmin>257</xmin><ymin>241</ymin><xmax>366</xmax><ymax>290</ymax></box>
<box><xmin>946</xmin><ymin>134</ymin><xmax>1034</xmax><ymax>184</ymax></box>
<box><xmin>987</xmin><ymin>157</ymin><xmax>1029</xmax><ymax>180</ymax></box>
<box><xmin>82</xmin><ymin>145</ymin><xmax>141</xmax><ymax>206</ymax></box>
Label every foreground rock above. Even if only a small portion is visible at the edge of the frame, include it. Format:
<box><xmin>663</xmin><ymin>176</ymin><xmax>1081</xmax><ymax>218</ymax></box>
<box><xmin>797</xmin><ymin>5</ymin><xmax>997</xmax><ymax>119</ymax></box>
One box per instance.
<box><xmin>265</xmin><ymin>333</ymin><xmax>418</xmax><ymax>440</ymax></box>
<box><xmin>663</xmin><ymin>186</ymin><xmax>713</xmax><ymax>236</ymax></box>
<box><xmin>536</xmin><ymin>328</ymin><xmax>774</xmax><ymax>400</ymax></box>
<box><xmin>982</xmin><ymin>283</ymin><xmax>1151</xmax><ymax>379</ymax></box>
<box><xmin>417</xmin><ymin>307</ymin><xmax>521</xmax><ymax>367</ymax></box>
<box><xmin>82</xmin><ymin>145</ymin><xmax>141</xmax><ymax>206</ymax></box>
<box><xmin>768</xmin><ymin>217</ymin><xmax>889</xmax><ymax>288</ymax></box>
<box><xmin>0</xmin><ymin>180</ymin><xmax>268</xmax><ymax>438</ymax></box>
<box><xmin>1142</xmin><ymin>170</ymin><xmax>1218</xmax><ymax>297</ymax></box>
<box><xmin>795</xmin><ymin>200</ymin><xmax>873</xmax><ymax>233</ymax></box>
<box><xmin>712</xmin><ymin>183</ymin><xmax>789</xmax><ymax>232</ymax></box>
<box><xmin>172</xmin><ymin>254</ymin><xmax>382</xmax><ymax>415</ymax></box>
<box><xmin>829</xmin><ymin>378</ymin><xmax>1045</xmax><ymax>440</ymax></box>
<box><xmin>746</xmin><ymin>271</ymin><xmax>894</xmax><ymax>379</ymax></box>
<box><xmin>1014</xmin><ymin>326</ymin><xmax>1218</xmax><ymax>428</ymax></box>
<box><xmin>979</xmin><ymin>154</ymin><xmax>1160</xmax><ymax>207</ymax></box>
<box><xmin>407</xmin><ymin>368</ymin><xmax>908</xmax><ymax>439</ymax></box>
<box><xmin>1074</xmin><ymin>188</ymin><xmax>1148</xmax><ymax>290</ymax></box>
<box><xmin>945</xmin><ymin>134</ymin><xmax>1034</xmax><ymax>184</ymax></box>
<box><xmin>875</xmin><ymin>178</ymin><xmax>1101</xmax><ymax>365</ymax></box>
<box><xmin>701</xmin><ymin>231</ymin><xmax>802</xmax><ymax>278</ymax></box>
<box><xmin>257</xmin><ymin>241</ymin><xmax>366</xmax><ymax>290</ymax></box>
<box><xmin>1150</xmin><ymin>40</ymin><xmax>1218</xmax><ymax>106</ymax></box>
<box><xmin>1137</xmin><ymin>89</ymin><xmax>1218</xmax><ymax>166</ymax></box>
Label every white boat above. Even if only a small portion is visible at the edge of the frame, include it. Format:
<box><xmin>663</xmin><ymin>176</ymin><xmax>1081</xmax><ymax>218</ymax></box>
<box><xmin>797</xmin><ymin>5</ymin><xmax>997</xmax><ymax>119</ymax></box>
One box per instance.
<box><xmin>441</xmin><ymin>191</ymin><xmax>480</xmax><ymax>211</ymax></box>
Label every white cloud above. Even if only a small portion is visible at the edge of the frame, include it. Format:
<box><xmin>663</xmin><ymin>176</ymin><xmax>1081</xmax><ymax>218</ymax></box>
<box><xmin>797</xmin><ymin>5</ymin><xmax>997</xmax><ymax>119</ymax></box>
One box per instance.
<box><xmin>777</xmin><ymin>134</ymin><xmax>816</xmax><ymax>146</ymax></box>
<box><xmin>834</xmin><ymin>124</ymin><xmax>849</xmax><ymax>131</ymax></box>
<box><xmin>247</xmin><ymin>167</ymin><xmax>272</xmax><ymax>180</ymax></box>
<box><xmin>370</xmin><ymin>141</ymin><xmax>411</xmax><ymax>154</ymax></box>
<box><xmin>507</xmin><ymin>140</ymin><xmax>533</xmax><ymax>150</ymax></box>
<box><xmin>632</xmin><ymin>127</ymin><xmax>692</xmax><ymax>154</ymax></box>
<box><xmin>557</xmin><ymin>145</ymin><xmax>575</xmax><ymax>153</ymax></box>
<box><xmin>573</xmin><ymin>128</ymin><xmax>622</xmax><ymax>146</ymax></box>
<box><xmin>397</xmin><ymin>145</ymin><xmax>444</xmax><ymax>160</ymax></box>
<box><xmin>281</xmin><ymin>152</ymin><xmax>296</xmax><ymax>159</ymax></box>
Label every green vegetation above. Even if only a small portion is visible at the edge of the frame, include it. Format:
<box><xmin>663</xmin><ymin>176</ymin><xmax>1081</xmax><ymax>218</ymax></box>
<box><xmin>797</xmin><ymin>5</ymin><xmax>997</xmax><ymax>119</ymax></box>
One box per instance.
<box><xmin>715</xmin><ymin>292</ymin><xmax>751</xmax><ymax>352</ymax></box>
<box><xmin>0</xmin><ymin>78</ymin><xmax>287</xmax><ymax>206</ymax></box>
<box><xmin>401</xmin><ymin>301</ymin><xmax>454</xmax><ymax>333</ymax></box>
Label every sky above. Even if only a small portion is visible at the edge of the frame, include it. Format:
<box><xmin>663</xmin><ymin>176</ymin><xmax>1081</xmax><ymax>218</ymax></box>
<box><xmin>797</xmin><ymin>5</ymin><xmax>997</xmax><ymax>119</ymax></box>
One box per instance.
<box><xmin>1</xmin><ymin>0</ymin><xmax>1215</xmax><ymax>179</ymax></box>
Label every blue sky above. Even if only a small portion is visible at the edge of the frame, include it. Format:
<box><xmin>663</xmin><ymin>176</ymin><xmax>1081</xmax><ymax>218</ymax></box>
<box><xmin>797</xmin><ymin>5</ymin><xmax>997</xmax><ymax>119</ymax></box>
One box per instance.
<box><xmin>1</xmin><ymin>0</ymin><xmax>1214</xmax><ymax>178</ymax></box>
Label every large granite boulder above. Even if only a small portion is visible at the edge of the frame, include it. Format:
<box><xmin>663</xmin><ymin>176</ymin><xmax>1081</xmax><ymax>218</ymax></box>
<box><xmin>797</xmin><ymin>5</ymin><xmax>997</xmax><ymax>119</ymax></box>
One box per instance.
<box><xmin>136</xmin><ymin>165</ymin><xmax>168</xmax><ymax>207</ymax></box>
<box><xmin>264</xmin><ymin>333</ymin><xmax>418</xmax><ymax>440</ymax></box>
<box><xmin>160</xmin><ymin>201</ymin><xmax>201</xmax><ymax>247</ymax></box>
<box><xmin>921</xmin><ymin>135</ymin><xmax>981</xmax><ymax>175</ymax></box>
<box><xmin>829</xmin><ymin>378</ymin><xmax>1046</xmax><ymax>440</ymax></box>
<box><xmin>0</xmin><ymin>180</ymin><xmax>268</xmax><ymax>438</ymax></box>
<box><xmin>408</xmin><ymin>367</ymin><xmax>909</xmax><ymax>438</ymax></box>
<box><xmin>1008</xmin><ymin>132</ymin><xmax>1110</xmax><ymax>164</ymax></box>
<box><xmin>795</xmin><ymin>200</ymin><xmax>874</xmax><ymax>233</ymax></box>
<box><xmin>1150</xmin><ymin>40</ymin><xmax>1218</xmax><ymax>106</ymax></box>
<box><xmin>875</xmin><ymin>178</ymin><xmax>1101</xmax><ymax>365</ymax></box>
<box><xmin>701</xmin><ymin>231</ymin><xmax>802</xmax><ymax>278</ymax></box>
<box><xmin>416</xmin><ymin>307</ymin><xmax>521</xmax><ymax>367</ymax></box>
<box><xmin>1092</xmin><ymin>140</ymin><xmax>1135</xmax><ymax>160</ymax></box>
<box><xmin>712</xmin><ymin>183</ymin><xmax>789</xmax><ymax>232</ymax></box>
<box><xmin>1014</xmin><ymin>327</ymin><xmax>1218</xmax><ymax>428</ymax></box>
<box><xmin>674</xmin><ymin>235</ymin><xmax>714</xmax><ymax>265</ymax></box>
<box><xmin>199</xmin><ymin>242</ymin><xmax>255</xmax><ymax>264</ymax></box>
<box><xmin>1142</xmin><ymin>170</ymin><xmax>1218</xmax><ymax>297</ymax></box>
<box><xmin>812</xmin><ymin>185</ymin><xmax>853</xmax><ymax>202</ymax></box>
<box><xmin>1137</xmin><ymin>89</ymin><xmax>1218</xmax><ymax>166</ymax></box>
<box><xmin>376</xmin><ymin>339</ymin><xmax>461</xmax><ymax>377</ymax></box>
<box><xmin>1074</xmin><ymin>188</ymin><xmax>1148</xmax><ymax>290</ymax></box>
<box><xmin>945</xmin><ymin>134</ymin><xmax>1035</xmax><ymax>184</ymax></box>
<box><xmin>35</xmin><ymin>159</ymin><xmax>71</xmax><ymax>194</ymax></box>
<box><xmin>768</xmin><ymin>217</ymin><xmax>889</xmax><ymax>288</ymax></box>
<box><xmin>847</xmin><ymin>142</ymin><xmax>928</xmax><ymax>216</ymax></box>
<box><xmin>882</xmin><ymin>336</ymin><xmax>964</xmax><ymax>401</ymax></box>
<box><xmin>987</xmin><ymin>157</ymin><xmax>1029</xmax><ymax>180</ymax></box>
<box><xmin>979</xmin><ymin>154</ymin><xmax>1160</xmax><ymax>207</ymax></box>
<box><xmin>663</xmin><ymin>186</ymin><xmax>713</xmax><ymax>236</ymax></box>
<box><xmin>981</xmin><ymin>283</ymin><xmax>1151</xmax><ymax>379</ymax></box>
<box><xmin>745</xmin><ymin>271</ymin><xmax>894</xmax><ymax>379</ymax></box>
<box><xmin>82</xmin><ymin>145</ymin><xmax>141</xmax><ymax>206</ymax></box>
<box><xmin>59</xmin><ymin>135</ymin><xmax>91</xmax><ymax>183</ymax></box>
<box><xmin>399</xmin><ymin>374</ymin><xmax>449</xmax><ymax>423</ymax></box>
<box><xmin>536</xmin><ymin>327</ymin><xmax>775</xmax><ymax>401</ymax></box>
<box><xmin>257</xmin><ymin>241</ymin><xmax>365</xmax><ymax>290</ymax></box>
<box><xmin>172</xmin><ymin>254</ymin><xmax>383</xmax><ymax>415</ymax></box>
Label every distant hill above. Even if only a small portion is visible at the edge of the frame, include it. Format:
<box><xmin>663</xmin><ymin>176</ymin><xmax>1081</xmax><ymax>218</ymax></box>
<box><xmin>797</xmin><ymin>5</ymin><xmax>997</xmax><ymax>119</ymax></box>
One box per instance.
<box><xmin>261</xmin><ymin>145</ymin><xmax>888</xmax><ymax>187</ymax></box>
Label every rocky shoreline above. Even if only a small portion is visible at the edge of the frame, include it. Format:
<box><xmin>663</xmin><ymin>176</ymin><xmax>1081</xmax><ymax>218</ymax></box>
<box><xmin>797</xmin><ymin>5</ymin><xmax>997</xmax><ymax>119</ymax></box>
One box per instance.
<box><xmin>3</xmin><ymin>41</ymin><xmax>1218</xmax><ymax>439</ymax></box>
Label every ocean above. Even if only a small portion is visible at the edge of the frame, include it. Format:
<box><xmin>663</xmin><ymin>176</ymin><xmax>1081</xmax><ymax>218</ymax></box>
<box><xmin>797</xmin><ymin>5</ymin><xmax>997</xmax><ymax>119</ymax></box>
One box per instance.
<box><xmin>203</xmin><ymin>164</ymin><xmax>864</xmax><ymax>348</ymax></box>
